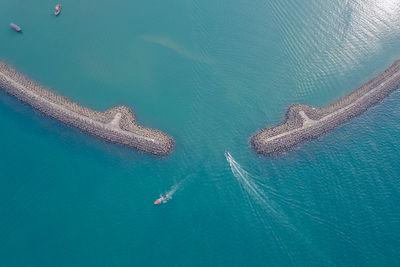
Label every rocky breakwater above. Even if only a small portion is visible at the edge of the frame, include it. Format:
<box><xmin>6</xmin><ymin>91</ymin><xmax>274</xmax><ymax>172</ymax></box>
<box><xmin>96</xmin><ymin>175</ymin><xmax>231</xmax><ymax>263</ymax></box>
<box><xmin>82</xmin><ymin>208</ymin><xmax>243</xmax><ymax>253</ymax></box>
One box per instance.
<box><xmin>0</xmin><ymin>61</ymin><xmax>174</xmax><ymax>156</ymax></box>
<box><xmin>251</xmin><ymin>60</ymin><xmax>400</xmax><ymax>156</ymax></box>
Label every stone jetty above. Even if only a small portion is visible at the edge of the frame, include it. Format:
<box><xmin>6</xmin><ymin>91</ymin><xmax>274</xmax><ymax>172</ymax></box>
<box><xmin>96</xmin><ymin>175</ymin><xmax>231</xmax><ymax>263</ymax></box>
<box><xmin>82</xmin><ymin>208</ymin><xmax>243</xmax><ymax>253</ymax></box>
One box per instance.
<box><xmin>251</xmin><ymin>60</ymin><xmax>400</xmax><ymax>156</ymax></box>
<box><xmin>0</xmin><ymin>61</ymin><xmax>174</xmax><ymax>156</ymax></box>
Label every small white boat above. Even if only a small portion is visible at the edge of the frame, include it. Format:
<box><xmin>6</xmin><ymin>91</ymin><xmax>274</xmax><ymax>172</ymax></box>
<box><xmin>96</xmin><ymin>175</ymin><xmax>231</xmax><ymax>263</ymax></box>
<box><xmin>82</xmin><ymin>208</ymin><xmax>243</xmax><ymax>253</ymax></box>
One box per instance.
<box><xmin>54</xmin><ymin>4</ymin><xmax>62</xmax><ymax>16</ymax></box>
<box><xmin>10</xmin><ymin>23</ymin><xmax>21</xmax><ymax>32</ymax></box>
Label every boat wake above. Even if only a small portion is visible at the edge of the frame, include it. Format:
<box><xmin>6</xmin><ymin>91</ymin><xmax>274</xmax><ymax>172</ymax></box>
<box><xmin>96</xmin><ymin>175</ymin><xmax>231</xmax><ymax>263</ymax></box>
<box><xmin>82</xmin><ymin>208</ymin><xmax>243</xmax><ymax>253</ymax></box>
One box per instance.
<box><xmin>225</xmin><ymin>152</ymin><xmax>279</xmax><ymax>213</ymax></box>
<box><xmin>225</xmin><ymin>152</ymin><xmax>371</xmax><ymax>261</ymax></box>
<box><xmin>156</xmin><ymin>178</ymin><xmax>187</xmax><ymax>204</ymax></box>
<box><xmin>225</xmin><ymin>151</ymin><xmax>301</xmax><ymax>261</ymax></box>
<box><xmin>165</xmin><ymin>182</ymin><xmax>180</xmax><ymax>199</ymax></box>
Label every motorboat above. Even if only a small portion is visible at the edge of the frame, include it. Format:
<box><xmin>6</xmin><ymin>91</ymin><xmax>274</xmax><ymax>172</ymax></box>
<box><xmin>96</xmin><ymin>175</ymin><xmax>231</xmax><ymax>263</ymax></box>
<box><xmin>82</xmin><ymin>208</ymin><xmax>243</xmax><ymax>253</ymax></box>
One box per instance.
<box><xmin>54</xmin><ymin>4</ymin><xmax>61</xmax><ymax>16</ymax></box>
<box><xmin>10</xmin><ymin>23</ymin><xmax>21</xmax><ymax>32</ymax></box>
<box><xmin>154</xmin><ymin>195</ymin><xmax>168</xmax><ymax>205</ymax></box>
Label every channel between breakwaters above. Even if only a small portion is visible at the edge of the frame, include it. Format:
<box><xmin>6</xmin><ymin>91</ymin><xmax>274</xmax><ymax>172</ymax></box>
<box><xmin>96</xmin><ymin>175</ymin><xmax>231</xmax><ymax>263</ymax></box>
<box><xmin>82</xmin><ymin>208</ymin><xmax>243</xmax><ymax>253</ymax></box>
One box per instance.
<box><xmin>0</xmin><ymin>61</ymin><xmax>174</xmax><ymax>156</ymax></box>
<box><xmin>251</xmin><ymin>60</ymin><xmax>400</xmax><ymax>156</ymax></box>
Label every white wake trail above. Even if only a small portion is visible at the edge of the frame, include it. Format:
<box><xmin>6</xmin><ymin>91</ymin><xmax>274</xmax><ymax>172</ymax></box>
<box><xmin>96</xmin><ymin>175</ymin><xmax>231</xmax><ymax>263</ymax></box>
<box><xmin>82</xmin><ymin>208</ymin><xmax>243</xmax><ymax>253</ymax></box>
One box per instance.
<box><xmin>166</xmin><ymin>183</ymin><xmax>180</xmax><ymax>198</ymax></box>
<box><xmin>225</xmin><ymin>152</ymin><xmax>370</xmax><ymax>261</ymax></box>
<box><xmin>225</xmin><ymin>152</ymin><xmax>297</xmax><ymax>261</ymax></box>
<box><xmin>225</xmin><ymin>152</ymin><xmax>280</xmax><ymax>215</ymax></box>
<box><xmin>163</xmin><ymin>176</ymin><xmax>192</xmax><ymax>200</ymax></box>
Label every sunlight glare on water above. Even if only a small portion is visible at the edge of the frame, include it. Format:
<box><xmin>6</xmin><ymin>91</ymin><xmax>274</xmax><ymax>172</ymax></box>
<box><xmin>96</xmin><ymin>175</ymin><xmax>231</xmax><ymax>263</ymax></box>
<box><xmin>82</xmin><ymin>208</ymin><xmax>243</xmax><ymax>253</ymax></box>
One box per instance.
<box><xmin>1</xmin><ymin>0</ymin><xmax>400</xmax><ymax>265</ymax></box>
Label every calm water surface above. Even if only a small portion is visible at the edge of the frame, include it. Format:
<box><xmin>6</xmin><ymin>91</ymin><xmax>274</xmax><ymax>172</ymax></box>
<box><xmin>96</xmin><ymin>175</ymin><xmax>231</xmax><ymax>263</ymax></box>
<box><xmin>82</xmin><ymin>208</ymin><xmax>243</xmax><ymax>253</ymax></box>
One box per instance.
<box><xmin>1</xmin><ymin>0</ymin><xmax>400</xmax><ymax>266</ymax></box>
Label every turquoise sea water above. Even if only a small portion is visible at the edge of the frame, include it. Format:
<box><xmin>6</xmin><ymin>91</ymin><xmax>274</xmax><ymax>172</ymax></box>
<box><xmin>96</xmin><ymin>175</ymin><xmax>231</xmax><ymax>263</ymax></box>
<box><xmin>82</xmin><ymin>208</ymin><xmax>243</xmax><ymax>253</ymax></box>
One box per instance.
<box><xmin>1</xmin><ymin>0</ymin><xmax>400</xmax><ymax>265</ymax></box>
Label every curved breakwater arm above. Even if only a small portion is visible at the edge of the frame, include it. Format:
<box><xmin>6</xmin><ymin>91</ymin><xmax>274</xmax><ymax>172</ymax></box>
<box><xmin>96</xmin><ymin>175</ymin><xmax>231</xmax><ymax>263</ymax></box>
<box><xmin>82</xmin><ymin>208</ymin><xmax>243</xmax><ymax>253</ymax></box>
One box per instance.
<box><xmin>0</xmin><ymin>61</ymin><xmax>174</xmax><ymax>156</ymax></box>
<box><xmin>251</xmin><ymin>60</ymin><xmax>400</xmax><ymax>156</ymax></box>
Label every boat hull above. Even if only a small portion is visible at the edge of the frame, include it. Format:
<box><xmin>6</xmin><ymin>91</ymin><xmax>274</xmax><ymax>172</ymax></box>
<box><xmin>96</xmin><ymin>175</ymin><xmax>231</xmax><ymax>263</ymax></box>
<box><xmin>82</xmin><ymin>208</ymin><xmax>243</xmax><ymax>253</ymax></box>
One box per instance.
<box><xmin>54</xmin><ymin>4</ymin><xmax>61</xmax><ymax>16</ymax></box>
<box><xmin>154</xmin><ymin>196</ymin><xmax>168</xmax><ymax>205</ymax></box>
<box><xmin>10</xmin><ymin>24</ymin><xmax>21</xmax><ymax>32</ymax></box>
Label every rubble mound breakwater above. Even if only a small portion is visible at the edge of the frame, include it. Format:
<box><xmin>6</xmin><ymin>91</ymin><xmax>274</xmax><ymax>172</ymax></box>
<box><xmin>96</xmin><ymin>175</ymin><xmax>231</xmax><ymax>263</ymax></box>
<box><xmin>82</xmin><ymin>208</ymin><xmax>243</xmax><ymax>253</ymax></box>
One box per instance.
<box><xmin>0</xmin><ymin>61</ymin><xmax>174</xmax><ymax>156</ymax></box>
<box><xmin>251</xmin><ymin>60</ymin><xmax>400</xmax><ymax>156</ymax></box>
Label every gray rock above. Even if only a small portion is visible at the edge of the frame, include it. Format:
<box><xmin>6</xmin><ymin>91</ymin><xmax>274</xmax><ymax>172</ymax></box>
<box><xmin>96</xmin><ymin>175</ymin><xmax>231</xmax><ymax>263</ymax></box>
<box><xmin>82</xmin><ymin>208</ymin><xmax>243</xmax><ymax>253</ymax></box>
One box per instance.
<box><xmin>251</xmin><ymin>60</ymin><xmax>400</xmax><ymax>156</ymax></box>
<box><xmin>0</xmin><ymin>61</ymin><xmax>174</xmax><ymax>156</ymax></box>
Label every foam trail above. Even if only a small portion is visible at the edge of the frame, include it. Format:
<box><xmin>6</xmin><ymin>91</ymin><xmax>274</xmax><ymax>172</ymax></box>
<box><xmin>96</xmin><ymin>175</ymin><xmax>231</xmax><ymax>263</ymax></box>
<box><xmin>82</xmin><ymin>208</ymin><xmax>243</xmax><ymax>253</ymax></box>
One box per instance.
<box><xmin>225</xmin><ymin>152</ymin><xmax>370</xmax><ymax>260</ymax></box>
<box><xmin>225</xmin><ymin>153</ymin><xmax>359</xmax><ymax>262</ymax></box>
<box><xmin>225</xmin><ymin>152</ymin><xmax>280</xmax><ymax>214</ymax></box>
<box><xmin>166</xmin><ymin>183</ymin><xmax>180</xmax><ymax>199</ymax></box>
<box><xmin>225</xmin><ymin>152</ymin><xmax>298</xmax><ymax>261</ymax></box>
<box><xmin>163</xmin><ymin>176</ymin><xmax>191</xmax><ymax>200</ymax></box>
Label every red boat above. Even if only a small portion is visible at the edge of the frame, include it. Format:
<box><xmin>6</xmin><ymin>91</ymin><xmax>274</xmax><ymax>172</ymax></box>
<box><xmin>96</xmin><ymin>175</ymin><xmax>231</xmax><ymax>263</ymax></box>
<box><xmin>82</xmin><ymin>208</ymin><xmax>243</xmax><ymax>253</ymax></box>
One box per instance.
<box><xmin>54</xmin><ymin>4</ymin><xmax>61</xmax><ymax>16</ymax></box>
<box><xmin>154</xmin><ymin>195</ymin><xmax>168</xmax><ymax>205</ymax></box>
<box><xmin>10</xmin><ymin>23</ymin><xmax>21</xmax><ymax>32</ymax></box>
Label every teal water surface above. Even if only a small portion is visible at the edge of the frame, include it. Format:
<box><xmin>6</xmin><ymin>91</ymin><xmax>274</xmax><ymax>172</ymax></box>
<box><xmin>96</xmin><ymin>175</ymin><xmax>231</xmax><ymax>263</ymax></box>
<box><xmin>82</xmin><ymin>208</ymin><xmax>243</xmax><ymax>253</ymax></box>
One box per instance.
<box><xmin>1</xmin><ymin>0</ymin><xmax>400</xmax><ymax>266</ymax></box>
